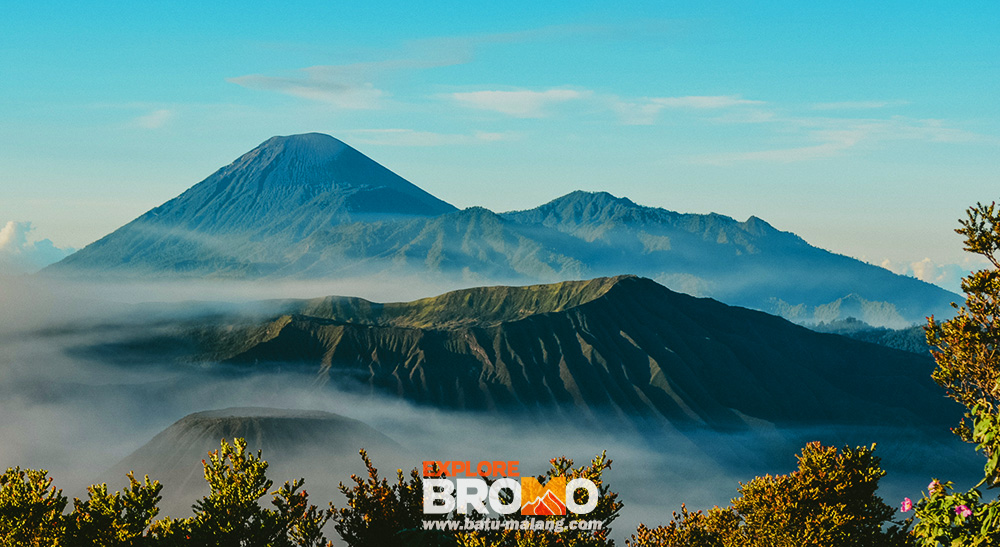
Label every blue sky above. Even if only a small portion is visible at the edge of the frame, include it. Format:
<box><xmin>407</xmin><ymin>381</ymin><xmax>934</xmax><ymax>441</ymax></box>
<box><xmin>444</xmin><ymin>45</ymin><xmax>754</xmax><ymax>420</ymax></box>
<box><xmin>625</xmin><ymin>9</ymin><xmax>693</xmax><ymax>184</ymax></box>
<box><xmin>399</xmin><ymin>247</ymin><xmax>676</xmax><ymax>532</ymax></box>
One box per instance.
<box><xmin>1</xmin><ymin>1</ymin><xmax>998</xmax><ymax>290</ymax></box>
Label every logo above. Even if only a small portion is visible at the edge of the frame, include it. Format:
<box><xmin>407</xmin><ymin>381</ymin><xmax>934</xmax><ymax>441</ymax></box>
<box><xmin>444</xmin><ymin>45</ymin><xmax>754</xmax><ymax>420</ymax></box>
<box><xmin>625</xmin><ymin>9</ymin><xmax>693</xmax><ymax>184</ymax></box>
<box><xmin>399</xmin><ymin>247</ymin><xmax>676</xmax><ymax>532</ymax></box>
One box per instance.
<box><xmin>521</xmin><ymin>476</ymin><xmax>566</xmax><ymax>515</ymax></box>
<box><xmin>421</xmin><ymin>460</ymin><xmax>598</xmax><ymax>516</ymax></box>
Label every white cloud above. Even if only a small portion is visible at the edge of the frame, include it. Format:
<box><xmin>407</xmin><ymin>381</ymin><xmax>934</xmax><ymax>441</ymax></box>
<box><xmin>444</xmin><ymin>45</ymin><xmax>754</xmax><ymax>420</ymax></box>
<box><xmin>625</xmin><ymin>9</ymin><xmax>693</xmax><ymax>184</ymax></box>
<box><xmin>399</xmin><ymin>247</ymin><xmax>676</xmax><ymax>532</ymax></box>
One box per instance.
<box><xmin>613</xmin><ymin>101</ymin><xmax>670</xmax><ymax>126</ymax></box>
<box><xmin>132</xmin><ymin>109</ymin><xmax>173</xmax><ymax>129</ymax></box>
<box><xmin>651</xmin><ymin>95</ymin><xmax>764</xmax><ymax>109</ymax></box>
<box><xmin>812</xmin><ymin>100</ymin><xmax>909</xmax><ymax>110</ymax></box>
<box><xmin>0</xmin><ymin>221</ymin><xmax>75</xmax><ymax>275</ymax></box>
<box><xmin>697</xmin><ymin>115</ymin><xmax>991</xmax><ymax>164</ymax></box>
<box><xmin>343</xmin><ymin>129</ymin><xmax>519</xmax><ymax>146</ymax></box>
<box><xmin>613</xmin><ymin>95</ymin><xmax>765</xmax><ymax>125</ymax></box>
<box><xmin>473</xmin><ymin>131</ymin><xmax>516</xmax><ymax>142</ymax></box>
<box><xmin>879</xmin><ymin>256</ymin><xmax>986</xmax><ymax>294</ymax></box>
<box><xmin>228</xmin><ymin>73</ymin><xmax>385</xmax><ymax>109</ymax></box>
<box><xmin>450</xmin><ymin>89</ymin><xmax>586</xmax><ymax>118</ymax></box>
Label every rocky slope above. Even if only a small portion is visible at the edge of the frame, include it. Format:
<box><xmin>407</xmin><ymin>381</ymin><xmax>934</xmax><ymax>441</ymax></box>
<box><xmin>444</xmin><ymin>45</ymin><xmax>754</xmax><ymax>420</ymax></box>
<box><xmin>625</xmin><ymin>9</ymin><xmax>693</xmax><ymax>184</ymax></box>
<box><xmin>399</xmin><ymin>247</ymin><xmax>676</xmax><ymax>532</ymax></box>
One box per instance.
<box><xmin>167</xmin><ymin>276</ymin><xmax>954</xmax><ymax>431</ymax></box>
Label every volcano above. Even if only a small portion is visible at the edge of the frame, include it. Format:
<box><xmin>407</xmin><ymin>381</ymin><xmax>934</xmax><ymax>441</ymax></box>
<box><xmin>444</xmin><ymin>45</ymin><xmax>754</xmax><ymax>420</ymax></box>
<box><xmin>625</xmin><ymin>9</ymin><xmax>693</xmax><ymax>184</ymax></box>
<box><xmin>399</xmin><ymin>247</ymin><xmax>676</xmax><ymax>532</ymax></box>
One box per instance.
<box><xmin>45</xmin><ymin>133</ymin><xmax>959</xmax><ymax>326</ymax></box>
<box><xmin>49</xmin><ymin>133</ymin><xmax>457</xmax><ymax>276</ymax></box>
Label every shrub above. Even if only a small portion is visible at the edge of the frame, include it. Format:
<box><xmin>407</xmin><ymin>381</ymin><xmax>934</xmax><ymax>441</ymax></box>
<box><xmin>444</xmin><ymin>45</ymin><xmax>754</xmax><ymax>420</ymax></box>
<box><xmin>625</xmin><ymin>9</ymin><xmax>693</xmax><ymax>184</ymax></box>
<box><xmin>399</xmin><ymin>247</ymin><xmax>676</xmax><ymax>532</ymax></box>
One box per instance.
<box><xmin>63</xmin><ymin>472</ymin><xmax>162</xmax><ymax>547</ymax></box>
<box><xmin>0</xmin><ymin>467</ymin><xmax>67</xmax><ymax>547</ymax></box>
<box><xmin>627</xmin><ymin>442</ymin><xmax>909</xmax><ymax>547</ymax></box>
<box><xmin>909</xmin><ymin>201</ymin><xmax>1000</xmax><ymax>545</ymax></box>
<box><xmin>149</xmin><ymin>437</ymin><xmax>333</xmax><ymax>547</ymax></box>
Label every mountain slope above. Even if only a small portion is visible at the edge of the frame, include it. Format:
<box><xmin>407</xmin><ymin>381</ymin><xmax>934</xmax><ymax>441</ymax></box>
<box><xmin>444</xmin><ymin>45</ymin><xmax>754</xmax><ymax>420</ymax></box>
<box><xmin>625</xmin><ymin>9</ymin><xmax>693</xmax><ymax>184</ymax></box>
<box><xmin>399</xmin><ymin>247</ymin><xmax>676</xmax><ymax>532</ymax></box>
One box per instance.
<box><xmin>49</xmin><ymin>133</ymin><xmax>457</xmax><ymax>276</ymax></box>
<box><xmin>167</xmin><ymin>276</ymin><xmax>953</xmax><ymax>431</ymax></box>
<box><xmin>267</xmin><ymin>206</ymin><xmax>589</xmax><ymax>282</ymax></box>
<box><xmin>44</xmin><ymin>133</ymin><xmax>959</xmax><ymax>325</ymax></box>
<box><xmin>502</xmin><ymin>191</ymin><xmax>956</xmax><ymax>326</ymax></box>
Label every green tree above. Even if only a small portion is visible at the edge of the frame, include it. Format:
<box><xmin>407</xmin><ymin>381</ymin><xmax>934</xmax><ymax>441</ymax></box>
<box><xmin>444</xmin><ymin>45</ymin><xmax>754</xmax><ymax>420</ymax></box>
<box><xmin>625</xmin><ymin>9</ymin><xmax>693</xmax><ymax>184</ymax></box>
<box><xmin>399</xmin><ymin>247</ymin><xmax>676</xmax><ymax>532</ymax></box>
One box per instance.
<box><xmin>628</xmin><ymin>505</ymin><xmax>737</xmax><ymax>547</ymax></box>
<box><xmin>63</xmin><ymin>472</ymin><xmax>162</xmax><ymax>547</ymax></box>
<box><xmin>0</xmin><ymin>467</ymin><xmax>67</xmax><ymax>547</ymax></box>
<box><xmin>150</xmin><ymin>438</ymin><xmax>333</xmax><ymax>547</ymax></box>
<box><xmin>911</xmin><ymin>201</ymin><xmax>1000</xmax><ymax>545</ymax></box>
<box><xmin>627</xmin><ymin>442</ymin><xmax>909</xmax><ymax>547</ymax></box>
<box><xmin>332</xmin><ymin>449</ymin><xmax>438</xmax><ymax>547</ymax></box>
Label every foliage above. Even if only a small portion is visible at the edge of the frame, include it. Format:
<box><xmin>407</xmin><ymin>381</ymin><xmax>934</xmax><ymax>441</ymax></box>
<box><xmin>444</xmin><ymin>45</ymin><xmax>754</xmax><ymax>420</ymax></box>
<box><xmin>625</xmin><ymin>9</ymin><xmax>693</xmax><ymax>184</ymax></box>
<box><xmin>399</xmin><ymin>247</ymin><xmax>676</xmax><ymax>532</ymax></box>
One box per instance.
<box><xmin>1</xmin><ymin>439</ymin><xmax>332</xmax><ymax>547</ymax></box>
<box><xmin>626</xmin><ymin>442</ymin><xmax>909</xmax><ymax>547</ymax></box>
<box><xmin>628</xmin><ymin>504</ymin><xmax>737</xmax><ymax>547</ymax></box>
<box><xmin>465</xmin><ymin>452</ymin><xmax>622</xmax><ymax>547</ymax></box>
<box><xmin>149</xmin><ymin>438</ymin><xmax>333</xmax><ymax>546</ymax></box>
<box><xmin>332</xmin><ymin>448</ymin><xmax>428</xmax><ymax>547</ymax></box>
<box><xmin>63</xmin><ymin>472</ymin><xmax>162</xmax><ymax>546</ymax></box>
<box><xmin>0</xmin><ymin>467</ymin><xmax>67</xmax><ymax>547</ymax></box>
<box><xmin>1</xmin><ymin>440</ymin><xmax>621</xmax><ymax>547</ymax></box>
<box><xmin>908</xmin><ymin>478</ymin><xmax>1000</xmax><ymax>546</ymax></box>
<box><xmin>911</xmin><ymin>201</ymin><xmax>1000</xmax><ymax>545</ymax></box>
<box><xmin>925</xmin><ymin>201</ymin><xmax>1000</xmax><ymax>445</ymax></box>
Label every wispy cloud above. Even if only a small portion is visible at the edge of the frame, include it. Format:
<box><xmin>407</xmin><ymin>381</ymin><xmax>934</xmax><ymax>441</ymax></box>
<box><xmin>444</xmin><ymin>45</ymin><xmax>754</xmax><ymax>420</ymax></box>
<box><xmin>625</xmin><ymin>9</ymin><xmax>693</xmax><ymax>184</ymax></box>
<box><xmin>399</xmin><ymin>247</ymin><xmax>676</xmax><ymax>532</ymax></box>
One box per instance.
<box><xmin>450</xmin><ymin>89</ymin><xmax>587</xmax><ymax>118</ymax></box>
<box><xmin>228</xmin><ymin>72</ymin><xmax>386</xmax><ymax>110</ymax></box>
<box><xmin>614</xmin><ymin>95</ymin><xmax>764</xmax><ymax>125</ymax></box>
<box><xmin>132</xmin><ymin>108</ymin><xmax>174</xmax><ymax>129</ymax></box>
<box><xmin>654</xmin><ymin>95</ymin><xmax>764</xmax><ymax>109</ymax></box>
<box><xmin>226</xmin><ymin>38</ymin><xmax>474</xmax><ymax>109</ymax></box>
<box><xmin>696</xmin><ymin>115</ymin><xmax>991</xmax><ymax>164</ymax></box>
<box><xmin>228</xmin><ymin>22</ymin><xmax>676</xmax><ymax>110</ymax></box>
<box><xmin>812</xmin><ymin>100</ymin><xmax>909</xmax><ymax>110</ymax></box>
<box><xmin>342</xmin><ymin>128</ymin><xmax>520</xmax><ymax>146</ymax></box>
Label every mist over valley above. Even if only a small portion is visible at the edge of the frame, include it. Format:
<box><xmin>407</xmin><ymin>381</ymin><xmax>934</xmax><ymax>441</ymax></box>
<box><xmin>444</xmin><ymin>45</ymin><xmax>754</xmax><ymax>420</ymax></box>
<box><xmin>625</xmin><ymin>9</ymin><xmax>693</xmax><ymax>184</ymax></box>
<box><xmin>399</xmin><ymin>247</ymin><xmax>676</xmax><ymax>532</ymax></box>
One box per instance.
<box><xmin>0</xmin><ymin>133</ymin><xmax>981</xmax><ymax>543</ymax></box>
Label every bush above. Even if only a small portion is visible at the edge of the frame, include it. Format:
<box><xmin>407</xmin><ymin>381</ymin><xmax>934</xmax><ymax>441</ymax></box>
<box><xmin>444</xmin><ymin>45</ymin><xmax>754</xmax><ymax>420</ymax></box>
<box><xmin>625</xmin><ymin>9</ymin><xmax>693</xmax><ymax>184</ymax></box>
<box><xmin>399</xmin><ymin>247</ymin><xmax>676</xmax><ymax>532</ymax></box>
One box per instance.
<box><xmin>908</xmin><ymin>201</ymin><xmax>1000</xmax><ymax>546</ymax></box>
<box><xmin>63</xmin><ymin>472</ymin><xmax>161</xmax><ymax>547</ymax></box>
<box><xmin>332</xmin><ymin>448</ymin><xmax>427</xmax><ymax>547</ymax></box>
<box><xmin>1</xmin><ymin>439</ymin><xmax>333</xmax><ymax>547</ymax></box>
<box><xmin>627</xmin><ymin>442</ymin><xmax>910</xmax><ymax>547</ymax></box>
<box><xmin>149</xmin><ymin>438</ymin><xmax>333</xmax><ymax>547</ymax></box>
<box><xmin>0</xmin><ymin>467</ymin><xmax>67</xmax><ymax>547</ymax></box>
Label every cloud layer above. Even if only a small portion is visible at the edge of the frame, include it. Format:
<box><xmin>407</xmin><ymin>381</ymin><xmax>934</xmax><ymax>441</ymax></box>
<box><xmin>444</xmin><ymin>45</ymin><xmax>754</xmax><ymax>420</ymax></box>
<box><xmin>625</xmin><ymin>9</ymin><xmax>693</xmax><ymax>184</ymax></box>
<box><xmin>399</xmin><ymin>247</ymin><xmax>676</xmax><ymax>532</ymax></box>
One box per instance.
<box><xmin>0</xmin><ymin>221</ymin><xmax>75</xmax><ymax>275</ymax></box>
<box><xmin>450</xmin><ymin>89</ymin><xmax>586</xmax><ymax>118</ymax></box>
<box><xmin>879</xmin><ymin>256</ymin><xmax>986</xmax><ymax>294</ymax></box>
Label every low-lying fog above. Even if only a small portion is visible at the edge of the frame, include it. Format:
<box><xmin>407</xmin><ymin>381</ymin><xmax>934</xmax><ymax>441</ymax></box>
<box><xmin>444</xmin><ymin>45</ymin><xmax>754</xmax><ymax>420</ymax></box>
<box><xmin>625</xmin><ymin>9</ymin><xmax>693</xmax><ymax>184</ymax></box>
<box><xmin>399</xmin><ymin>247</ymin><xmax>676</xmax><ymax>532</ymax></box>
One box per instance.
<box><xmin>0</xmin><ymin>274</ymin><xmax>983</xmax><ymax>543</ymax></box>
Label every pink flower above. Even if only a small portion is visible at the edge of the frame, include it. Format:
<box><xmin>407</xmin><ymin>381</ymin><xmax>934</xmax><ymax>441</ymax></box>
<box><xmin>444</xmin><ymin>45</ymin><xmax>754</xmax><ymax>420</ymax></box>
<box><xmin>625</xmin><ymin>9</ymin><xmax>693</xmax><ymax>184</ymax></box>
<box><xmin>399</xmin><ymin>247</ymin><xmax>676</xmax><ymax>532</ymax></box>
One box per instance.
<box><xmin>955</xmin><ymin>505</ymin><xmax>972</xmax><ymax>518</ymax></box>
<box><xmin>928</xmin><ymin>480</ymin><xmax>941</xmax><ymax>494</ymax></box>
<box><xmin>900</xmin><ymin>498</ymin><xmax>913</xmax><ymax>512</ymax></box>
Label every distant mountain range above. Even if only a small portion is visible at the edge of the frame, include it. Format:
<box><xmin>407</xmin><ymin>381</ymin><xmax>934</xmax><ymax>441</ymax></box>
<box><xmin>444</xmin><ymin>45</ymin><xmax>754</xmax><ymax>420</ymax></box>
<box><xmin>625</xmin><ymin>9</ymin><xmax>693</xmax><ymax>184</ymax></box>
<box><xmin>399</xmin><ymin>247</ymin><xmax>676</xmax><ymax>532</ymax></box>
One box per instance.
<box><xmin>44</xmin><ymin>133</ymin><xmax>959</xmax><ymax>327</ymax></box>
<box><xmin>89</xmin><ymin>276</ymin><xmax>956</xmax><ymax>433</ymax></box>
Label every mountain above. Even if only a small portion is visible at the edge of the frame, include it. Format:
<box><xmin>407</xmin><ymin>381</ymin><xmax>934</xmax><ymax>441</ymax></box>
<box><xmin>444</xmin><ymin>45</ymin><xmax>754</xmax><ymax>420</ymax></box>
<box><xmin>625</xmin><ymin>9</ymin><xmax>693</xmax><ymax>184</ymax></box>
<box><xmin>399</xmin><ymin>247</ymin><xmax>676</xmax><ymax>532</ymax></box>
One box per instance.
<box><xmin>95</xmin><ymin>276</ymin><xmax>955</xmax><ymax>432</ymax></box>
<box><xmin>101</xmin><ymin>407</ymin><xmax>402</xmax><ymax>517</ymax></box>
<box><xmin>501</xmin><ymin>191</ymin><xmax>957</xmax><ymax>327</ymax></box>
<box><xmin>50</xmin><ymin>133</ymin><xmax>457</xmax><ymax>276</ymax></box>
<box><xmin>44</xmin><ymin>133</ymin><xmax>959</xmax><ymax>325</ymax></box>
<box><xmin>263</xmin><ymin>205</ymin><xmax>589</xmax><ymax>282</ymax></box>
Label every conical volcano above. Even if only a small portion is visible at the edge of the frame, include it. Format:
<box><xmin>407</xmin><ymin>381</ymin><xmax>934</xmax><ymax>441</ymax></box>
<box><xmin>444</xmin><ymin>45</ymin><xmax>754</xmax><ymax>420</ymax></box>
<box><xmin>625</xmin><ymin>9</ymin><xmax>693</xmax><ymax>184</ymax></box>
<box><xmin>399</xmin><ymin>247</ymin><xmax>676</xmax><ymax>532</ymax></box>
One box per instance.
<box><xmin>44</xmin><ymin>134</ymin><xmax>958</xmax><ymax>327</ymax></box>
<box><xmin>48</xmin><ymin>133</ymin><xmax>457</xmax><ymax>276</ymax></box>
<box><xmin>162</xmin><ymin>132</ymin><xmax>457</xmax><ymax>233</ymax></box>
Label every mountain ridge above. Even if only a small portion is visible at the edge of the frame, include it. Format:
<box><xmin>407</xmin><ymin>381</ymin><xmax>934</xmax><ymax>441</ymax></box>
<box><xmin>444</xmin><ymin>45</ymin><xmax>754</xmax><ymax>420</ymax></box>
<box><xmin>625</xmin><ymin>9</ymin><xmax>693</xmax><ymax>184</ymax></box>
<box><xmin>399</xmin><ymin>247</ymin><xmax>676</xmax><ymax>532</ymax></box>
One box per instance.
<box><xmin>98</xmin><ymin>275</ymin><xmax>955</xmax><ymax>432</ymax></box>
<box><xmin>44</xmin><ymin>133</ymin><xmax>959</xmax><ymax>327</ymax></box>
